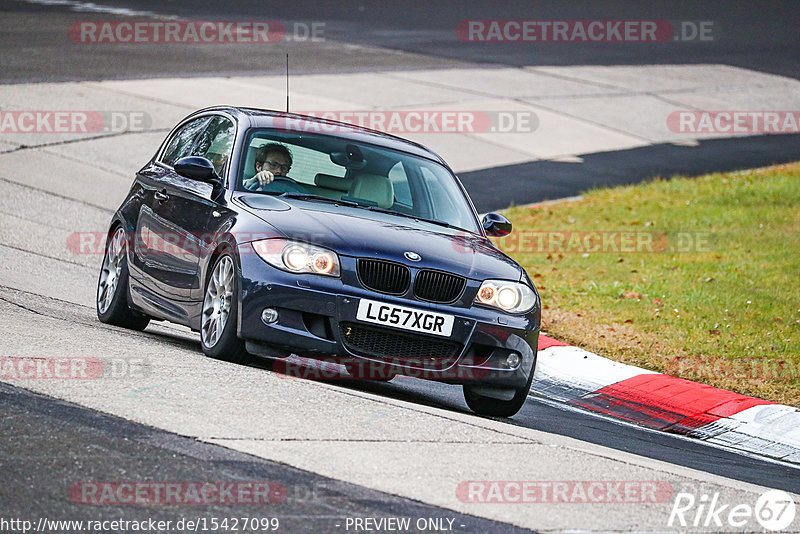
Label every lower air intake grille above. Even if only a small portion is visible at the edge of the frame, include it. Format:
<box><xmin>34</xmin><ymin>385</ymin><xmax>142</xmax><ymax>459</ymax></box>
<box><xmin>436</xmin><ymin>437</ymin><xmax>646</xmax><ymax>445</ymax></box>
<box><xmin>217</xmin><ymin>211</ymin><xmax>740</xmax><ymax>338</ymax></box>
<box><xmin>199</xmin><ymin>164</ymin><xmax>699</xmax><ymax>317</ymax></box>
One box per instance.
<box><xmin>357</xmin><ymin>259</ymin><xmax>411</xmax><ymax>295</ymax></box>
<box><xmin>414</xmin><ymin>270</ymin><xmax>466</xmax><ymax>303</ymax></box>
<box><xmin>340</xmin><ymin>322</ymin><xmax>461</xmax><ymax>361</ymax></box>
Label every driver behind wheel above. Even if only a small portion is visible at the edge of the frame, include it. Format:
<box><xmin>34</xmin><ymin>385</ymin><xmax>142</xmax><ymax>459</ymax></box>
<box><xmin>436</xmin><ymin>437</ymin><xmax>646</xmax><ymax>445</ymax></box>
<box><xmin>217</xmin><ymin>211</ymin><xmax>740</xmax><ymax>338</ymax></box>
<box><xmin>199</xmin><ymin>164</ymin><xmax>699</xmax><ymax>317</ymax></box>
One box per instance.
<box><xmin>243</xmin><ymin>143</ymin><xmax>293</xmax><ymax>191</ymax></box>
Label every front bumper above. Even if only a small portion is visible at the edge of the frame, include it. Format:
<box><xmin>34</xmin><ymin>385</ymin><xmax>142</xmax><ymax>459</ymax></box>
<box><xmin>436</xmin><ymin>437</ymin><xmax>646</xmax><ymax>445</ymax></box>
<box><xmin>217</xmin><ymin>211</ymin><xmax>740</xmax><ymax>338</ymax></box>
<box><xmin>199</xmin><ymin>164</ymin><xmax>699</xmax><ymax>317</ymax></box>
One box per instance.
<box><xmin>237</xmin><ymin>248</ymin><xmax>540</xmax><ymax>388</ymax></box>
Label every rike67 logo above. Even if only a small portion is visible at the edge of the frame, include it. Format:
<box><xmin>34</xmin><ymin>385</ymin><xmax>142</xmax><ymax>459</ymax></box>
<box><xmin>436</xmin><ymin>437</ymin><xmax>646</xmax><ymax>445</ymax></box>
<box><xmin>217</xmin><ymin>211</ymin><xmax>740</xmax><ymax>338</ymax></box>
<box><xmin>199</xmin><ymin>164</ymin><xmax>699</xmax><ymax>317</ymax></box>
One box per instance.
<box><xmin>668</xmin><ymin>489</ymin><xmax>796</xmax><ymax>531</ymax></box>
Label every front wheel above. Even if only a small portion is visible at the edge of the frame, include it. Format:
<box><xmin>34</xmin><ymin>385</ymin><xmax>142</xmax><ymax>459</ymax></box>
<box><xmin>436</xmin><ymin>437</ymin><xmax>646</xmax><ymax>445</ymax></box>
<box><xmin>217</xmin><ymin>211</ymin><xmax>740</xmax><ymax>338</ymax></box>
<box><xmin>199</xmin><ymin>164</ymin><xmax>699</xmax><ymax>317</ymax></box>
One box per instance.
<box><xmin>463</xmin><ymin>371</ymin><xmax>534</xmax><ymax>418</ymax></box>
<box><xmin>96</xmin><ymin>226</ymin><xmax>150</xmax><ymax>331</ymax></box>
<box><xmin>201</xmin><ymin>253</ymin><xmax>250</xmax><ymax>364</ymax></box>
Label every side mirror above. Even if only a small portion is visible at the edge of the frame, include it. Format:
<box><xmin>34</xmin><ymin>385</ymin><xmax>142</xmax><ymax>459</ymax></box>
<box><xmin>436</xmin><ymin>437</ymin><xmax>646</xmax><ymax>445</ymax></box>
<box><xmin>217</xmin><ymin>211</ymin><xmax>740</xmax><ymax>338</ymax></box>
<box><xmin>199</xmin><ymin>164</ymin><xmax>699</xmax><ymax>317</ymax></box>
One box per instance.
<box><xmin>482</xmin><ymin>212</ymin><xmax>512</xmax><ymax>237</ymax></box>
<box><xmin>174</xmin><ymin>156</ymin><xmax>219</xmax><ymax>183</ymax></box>
<box><xmin>174</xmin><ymin>156</ymin><xmax>224</xmax><ymax>200</ymax></box>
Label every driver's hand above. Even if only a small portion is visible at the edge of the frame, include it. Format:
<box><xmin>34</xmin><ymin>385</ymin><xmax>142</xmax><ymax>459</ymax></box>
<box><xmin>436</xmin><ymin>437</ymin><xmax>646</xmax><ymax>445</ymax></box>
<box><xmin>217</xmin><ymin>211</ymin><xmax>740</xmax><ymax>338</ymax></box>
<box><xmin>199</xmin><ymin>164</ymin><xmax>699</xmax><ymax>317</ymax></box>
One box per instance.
<box><xmin>243</xmin><ymin>170</ymin><xmax>274</xmax><ymax>190</ymax></box>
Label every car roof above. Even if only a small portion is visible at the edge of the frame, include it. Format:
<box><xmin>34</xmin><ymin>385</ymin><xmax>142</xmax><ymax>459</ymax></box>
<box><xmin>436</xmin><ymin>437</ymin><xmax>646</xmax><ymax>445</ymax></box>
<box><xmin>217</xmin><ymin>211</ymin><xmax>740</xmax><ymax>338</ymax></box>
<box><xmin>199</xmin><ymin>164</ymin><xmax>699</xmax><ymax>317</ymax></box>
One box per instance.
<box><xmin>190</xmin><ymin>106</ymin><xmax>450</xmax><ymax>167</ymax></box>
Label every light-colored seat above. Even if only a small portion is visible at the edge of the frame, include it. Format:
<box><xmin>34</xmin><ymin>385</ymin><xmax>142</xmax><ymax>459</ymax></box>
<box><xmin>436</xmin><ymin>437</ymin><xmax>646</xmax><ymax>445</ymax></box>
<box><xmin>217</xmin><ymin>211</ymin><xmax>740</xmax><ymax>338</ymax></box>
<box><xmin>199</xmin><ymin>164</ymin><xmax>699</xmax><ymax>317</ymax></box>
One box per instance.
<box><xmin>313</xmin><ymin>173</ymin><xmax>353</xmax><ymax>199</ymax></box>
<box><xmin>347</xmin><ymin>173</ymin><xmax>394</xmax><ymax>209</ymax></box>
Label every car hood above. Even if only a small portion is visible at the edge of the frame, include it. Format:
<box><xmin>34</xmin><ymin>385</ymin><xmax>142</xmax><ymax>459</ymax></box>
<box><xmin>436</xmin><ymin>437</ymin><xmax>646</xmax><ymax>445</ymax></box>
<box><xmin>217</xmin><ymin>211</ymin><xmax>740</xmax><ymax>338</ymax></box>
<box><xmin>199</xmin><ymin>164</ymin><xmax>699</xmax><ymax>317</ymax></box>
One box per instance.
<box><xmin>237</xmin><ymin>195</ymin><xmax>522</xmax><ymax>281</ymax></box>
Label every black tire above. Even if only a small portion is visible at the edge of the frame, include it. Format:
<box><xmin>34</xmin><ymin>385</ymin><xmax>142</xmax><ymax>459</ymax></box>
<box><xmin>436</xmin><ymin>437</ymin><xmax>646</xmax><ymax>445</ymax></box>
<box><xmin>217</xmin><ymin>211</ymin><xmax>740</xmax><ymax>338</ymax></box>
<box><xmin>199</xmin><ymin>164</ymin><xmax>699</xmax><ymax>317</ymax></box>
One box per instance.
<box><xmin>96</xmin><ymin>226</ymin><xmax>150</xmax><ymax>331</ymax></box>
<box><xmin>200</xmin><ymin>253</ymin><xmax>250</xmax><ymax>364</ymax></box>
<box><xmin>463</xmin><ymin>370</ymin><xmax>534</xmax><ymax>418</ymax></box>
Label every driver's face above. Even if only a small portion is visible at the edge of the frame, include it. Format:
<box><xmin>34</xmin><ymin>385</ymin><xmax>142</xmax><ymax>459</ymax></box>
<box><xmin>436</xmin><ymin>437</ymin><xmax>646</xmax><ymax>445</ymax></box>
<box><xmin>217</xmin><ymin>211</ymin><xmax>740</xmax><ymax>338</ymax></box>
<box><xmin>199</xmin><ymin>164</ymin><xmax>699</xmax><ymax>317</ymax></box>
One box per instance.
<box><xmin>257</xmin><ymin>152</ymin><xmax>291</xmax><ymax>174</ymax></box>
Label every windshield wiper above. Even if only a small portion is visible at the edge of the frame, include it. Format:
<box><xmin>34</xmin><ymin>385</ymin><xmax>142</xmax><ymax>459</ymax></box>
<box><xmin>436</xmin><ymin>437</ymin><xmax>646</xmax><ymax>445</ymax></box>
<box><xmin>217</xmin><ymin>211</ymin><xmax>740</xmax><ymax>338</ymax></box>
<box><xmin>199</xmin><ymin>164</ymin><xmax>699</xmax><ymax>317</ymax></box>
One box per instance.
<box><xmin>277</xmin><ymin>193</ymin><xmax>468</xmax><ymax>232</ymax></box>
<box><xmin>363</xmin><ymin>206</ymin><xmax>463</xmax><ymax>231</ymax></box>
<box><xmin>279</xmin><ymin>193</ymin><xmax>361</xmax><ymax>207</ymax></box>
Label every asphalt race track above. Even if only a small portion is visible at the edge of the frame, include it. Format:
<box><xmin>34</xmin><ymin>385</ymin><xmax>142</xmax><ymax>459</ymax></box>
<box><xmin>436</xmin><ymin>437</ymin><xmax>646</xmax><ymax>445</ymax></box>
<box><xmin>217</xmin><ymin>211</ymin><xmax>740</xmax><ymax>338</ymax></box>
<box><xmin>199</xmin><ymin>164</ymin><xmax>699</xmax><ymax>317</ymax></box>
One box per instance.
<box><xmin>1</xmin><ymin>1</ymin><xmax>799</xmax><ymax>532</ymax></box>
<box><xmin>5</xmin><ymin>0</ymin><xmax>800</xmax><ymax>81</ymax></box>
<box><xmin>0</xmin><ymin>382</ymin><xmax>534</xmax><ymax>534</ymax></box>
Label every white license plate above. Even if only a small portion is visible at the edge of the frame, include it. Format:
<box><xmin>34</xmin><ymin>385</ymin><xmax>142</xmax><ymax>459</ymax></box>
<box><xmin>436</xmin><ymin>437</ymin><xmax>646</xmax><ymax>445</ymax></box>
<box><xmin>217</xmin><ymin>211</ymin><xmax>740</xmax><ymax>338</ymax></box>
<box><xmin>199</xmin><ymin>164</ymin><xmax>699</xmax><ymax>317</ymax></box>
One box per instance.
<box><xmin>355</xmin><ymin>299</ymin><xmax>454</xmax><ymax>337</ymax></box>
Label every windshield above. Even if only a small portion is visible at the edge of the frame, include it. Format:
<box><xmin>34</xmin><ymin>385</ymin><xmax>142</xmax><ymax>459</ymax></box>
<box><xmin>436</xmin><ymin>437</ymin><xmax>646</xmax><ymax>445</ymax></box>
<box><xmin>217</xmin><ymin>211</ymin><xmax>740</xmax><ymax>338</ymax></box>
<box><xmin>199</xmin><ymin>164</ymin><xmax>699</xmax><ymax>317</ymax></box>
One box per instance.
<box><xmin>237</xmin><ymin>129</ymin><xmax>480</xmax><ymax>233</ymax></box>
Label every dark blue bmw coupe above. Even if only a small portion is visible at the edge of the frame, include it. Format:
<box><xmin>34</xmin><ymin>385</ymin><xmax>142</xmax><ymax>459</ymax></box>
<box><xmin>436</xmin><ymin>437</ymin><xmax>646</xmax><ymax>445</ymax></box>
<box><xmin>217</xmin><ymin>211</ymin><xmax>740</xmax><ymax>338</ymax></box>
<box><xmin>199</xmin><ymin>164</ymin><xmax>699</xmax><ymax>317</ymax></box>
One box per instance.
<box><xmin>97</xmin><ymin>106</ymin><xmax>541</xmax><ymax>416</ymax></box>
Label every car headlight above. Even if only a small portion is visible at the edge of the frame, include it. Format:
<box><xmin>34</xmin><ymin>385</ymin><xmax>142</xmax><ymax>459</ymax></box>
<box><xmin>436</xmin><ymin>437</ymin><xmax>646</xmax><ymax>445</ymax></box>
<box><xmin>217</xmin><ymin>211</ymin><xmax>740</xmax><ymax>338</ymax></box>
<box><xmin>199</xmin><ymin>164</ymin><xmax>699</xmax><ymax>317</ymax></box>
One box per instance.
<box><xmin>252</xmin><ymin>239</ymin><xmax>340</xmax><ymax>277</ymax></box>
<box><xmin>474</xmin><ymin>279</ymin><xmax>537</xmax><ymax>314</ymax></box>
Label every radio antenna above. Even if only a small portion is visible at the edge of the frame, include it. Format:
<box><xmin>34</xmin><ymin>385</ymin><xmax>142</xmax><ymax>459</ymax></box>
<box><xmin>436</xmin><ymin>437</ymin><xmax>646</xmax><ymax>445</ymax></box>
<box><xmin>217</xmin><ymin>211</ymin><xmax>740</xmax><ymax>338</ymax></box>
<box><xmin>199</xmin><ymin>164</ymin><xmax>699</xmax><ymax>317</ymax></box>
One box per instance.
<box><xmin>285</xmin><ymin>53</ymin><xmax>290</xmax><ymax>113</ymax></box>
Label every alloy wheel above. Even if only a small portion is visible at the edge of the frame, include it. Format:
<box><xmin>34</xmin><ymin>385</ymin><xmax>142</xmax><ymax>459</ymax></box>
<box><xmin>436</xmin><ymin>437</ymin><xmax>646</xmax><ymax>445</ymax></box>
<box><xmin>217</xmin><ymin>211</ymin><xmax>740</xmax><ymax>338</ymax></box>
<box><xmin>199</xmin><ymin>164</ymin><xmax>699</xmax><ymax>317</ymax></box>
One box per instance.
<box><xmin>97</xmin><ymin>227</ymin><xmax>126</xmax><ymax>314</ymax></box>
<box><xmin>202</xmin><ymin>256</ymin><xmax>235</xmax><ymax>348</ymax></box>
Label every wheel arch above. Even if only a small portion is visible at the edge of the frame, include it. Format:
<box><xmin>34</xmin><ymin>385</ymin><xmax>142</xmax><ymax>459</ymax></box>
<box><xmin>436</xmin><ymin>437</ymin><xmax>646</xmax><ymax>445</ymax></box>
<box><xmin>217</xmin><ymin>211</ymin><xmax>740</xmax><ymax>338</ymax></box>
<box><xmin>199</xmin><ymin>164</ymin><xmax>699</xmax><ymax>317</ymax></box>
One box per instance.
<box><xmin>192</xmin><ymin>238</ymin><xmax>242</xmax><ymax>333</ymax></box>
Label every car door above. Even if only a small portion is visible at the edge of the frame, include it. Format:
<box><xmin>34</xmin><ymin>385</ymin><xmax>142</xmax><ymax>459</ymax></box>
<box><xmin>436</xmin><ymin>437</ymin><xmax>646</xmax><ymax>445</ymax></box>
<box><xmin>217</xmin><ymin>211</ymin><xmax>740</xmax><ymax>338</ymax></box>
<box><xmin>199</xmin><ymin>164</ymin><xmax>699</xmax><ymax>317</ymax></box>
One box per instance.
<box><xmin>133</xmin><ymin>115</ymin><xmax>235</xmax><ymax>305</ymax></box>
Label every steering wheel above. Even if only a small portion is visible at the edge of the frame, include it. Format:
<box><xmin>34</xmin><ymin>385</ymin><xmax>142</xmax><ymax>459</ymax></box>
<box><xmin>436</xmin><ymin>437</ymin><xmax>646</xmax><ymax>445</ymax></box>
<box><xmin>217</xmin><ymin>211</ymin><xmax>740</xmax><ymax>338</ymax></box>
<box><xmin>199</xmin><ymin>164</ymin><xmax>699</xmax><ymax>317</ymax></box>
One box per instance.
<box><xmin>245</xmin><ymin>174</ymin><xmax>308</xmax><ymax>194</ymax></box>
<box><xmin>270</xmin><ymin>175</ymin><xmax>309</xmax><ymax>194</ymax></box>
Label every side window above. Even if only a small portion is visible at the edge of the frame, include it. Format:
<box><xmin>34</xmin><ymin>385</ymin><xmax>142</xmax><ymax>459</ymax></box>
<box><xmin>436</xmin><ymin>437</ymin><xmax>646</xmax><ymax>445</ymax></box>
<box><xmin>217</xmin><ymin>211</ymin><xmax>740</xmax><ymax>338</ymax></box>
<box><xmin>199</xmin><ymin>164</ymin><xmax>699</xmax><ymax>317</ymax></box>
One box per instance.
<box><xmin>190</xmin><ymin>117</ymin><xmax>235</xmax><ymax>177</ymax></box>
<box><xmin>388</xmin><ymin>162</ymin><xmax>412</xmax><ymax>206</ymax></box>
<box><xmin>160</xmin><ymin>117</ymin><xmax>210</xmax><ymax>166</ymax></box>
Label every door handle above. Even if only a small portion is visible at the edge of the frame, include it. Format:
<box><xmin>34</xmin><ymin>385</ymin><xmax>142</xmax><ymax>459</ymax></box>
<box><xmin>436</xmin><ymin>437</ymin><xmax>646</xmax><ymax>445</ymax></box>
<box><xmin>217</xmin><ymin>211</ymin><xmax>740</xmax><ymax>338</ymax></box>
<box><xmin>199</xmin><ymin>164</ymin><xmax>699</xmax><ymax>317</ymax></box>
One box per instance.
<box><xmin>154</xmin><ymin>189</ymin><xmax>169</xmax><ymax>202</ymax></box>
